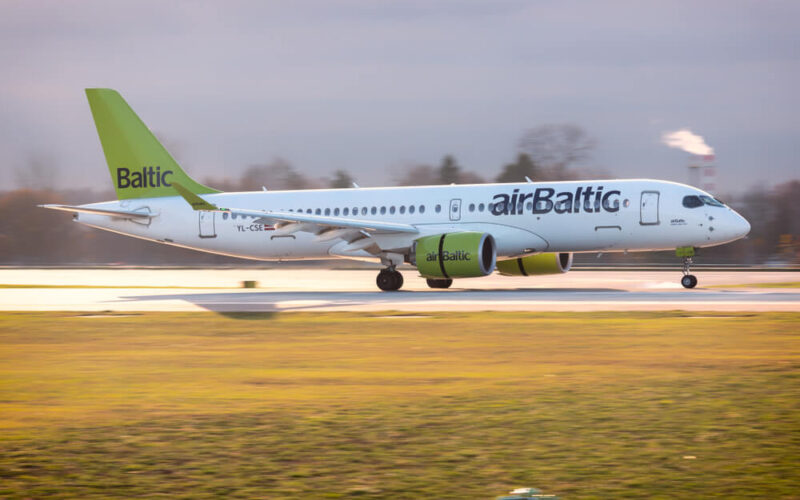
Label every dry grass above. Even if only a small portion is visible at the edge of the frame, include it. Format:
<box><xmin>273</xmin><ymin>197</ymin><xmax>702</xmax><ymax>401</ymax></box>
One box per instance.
<box><xmin>0</xmin><ymin>312</ymin><xmax>798</xmax><ymax>498</ymax></box>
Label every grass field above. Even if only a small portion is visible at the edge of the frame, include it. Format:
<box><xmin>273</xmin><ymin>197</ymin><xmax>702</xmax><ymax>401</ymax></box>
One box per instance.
<box><xmin>0</xmin><ymin>312</ymin><xmax>798</xmax><ymax>499</ymax></box>
<box><xmin>710</xmin><ymin>281</ymin><xmax>800</xmax><ymax>288</ymax></box>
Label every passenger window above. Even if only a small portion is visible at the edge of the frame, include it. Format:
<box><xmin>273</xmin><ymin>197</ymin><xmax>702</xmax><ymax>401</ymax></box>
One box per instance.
<box><xmin>400</xmin><ymin>206</ymin><xmax>406</xmax><ymax>214</ymax></box>
<box><xmin>380</xmin><ymin>206</ymin><xmax>386</xmax><ymax>215</ymax></box>
<box><xmin>526</xmin><ymin>201</ymin><xmax>533</xmax><ymax>211</ymax></box>
<box><xmin>390</xmin><ymin>206</ymin><xmax>396</xmax><ymax>214</ymax></box>
<box><xmin>343</xmin><ymin>207</ymin><xmax>349</xmax><ymax>216</ymax></box>
<box><xmin>435</xmin><ymin>204</ymin><xmax>442</xmax><ymax>213</ymax></box>
<box><xmin>409</xmin><ymin>205</ymin><xmax>415</xmax><ymax>214</ymax></box>
<box><xmin>419</xmin><ymin>205</ymin><xmax>425</xmax><ymax>214</ymax></box>
<box><xmin>222</xmin><ymin>212</ymin><xmax>229</xmax><ymax>220</ymax></box>
<box><xmin>315</xmin><ymin>208</ymin><xmax>321</xmax><ymax>215</ymax></box>
<box><xmin>324</xmin><ymin>208</ymin><xmax>331</xmax><ymax>216</ymax></box>
<box><xmin>306</xmin><ymin>209</ymin><xmax>312</xmax><ymax>214</ymax></box>
<box><xmin>682</xmin><ymin>195</ymin><xmax>704</xmax><ymax>208</ymax></box>
<box><xmin>468</xmin><ymin>203</ymin><xmax>475</xmax><ymax>212</ymax></box>
<box><xmin>361</xmin><ymin>207</ymin><xmax>367</xmax><ymax>215</ymax></box>
<box><xmin>479</xmin><ymin>203</ymin><xmax>485</xmax><ymax>212</ymax></box>
<box><xmin>371</xmin><ymin>206</ymin><xmax>377</xmax><ymax>215</ymax></box>
<box><xmin>334</xmin><ymin>208</ymin><xmax>340</xmax><ymax>216</ymax></box>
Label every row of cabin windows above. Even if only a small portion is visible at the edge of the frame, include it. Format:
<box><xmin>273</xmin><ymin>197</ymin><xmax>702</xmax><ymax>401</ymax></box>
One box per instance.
<box><xmin>290</xmin><ymin>204</ymin><xmax>433</xmax><ymax>217</ymax></box>
<box><xmin>222</xmin><ymin>204</ymin><xmax>437</xmax><ymax>220</ymax></box>
<box><xmin>220</xmin><ymin>202</ymin><xmax>535</xmax><ymax>220</ymax></box>
<box><xmin>219</xmin><ymin>200</ymin><xmax>603</xmax><ymax>221</ymax></box>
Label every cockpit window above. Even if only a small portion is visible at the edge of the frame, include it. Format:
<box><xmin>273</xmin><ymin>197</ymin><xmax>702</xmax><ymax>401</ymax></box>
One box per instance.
<box><xmin>699</xmin><ymin>195</ymin><xmax>725</xmax><ymax>207</ymax></box>
<box><xmin>682</xmin><ymin>195</ymin><xmax>704</xmax><ymax>208</ymax></box>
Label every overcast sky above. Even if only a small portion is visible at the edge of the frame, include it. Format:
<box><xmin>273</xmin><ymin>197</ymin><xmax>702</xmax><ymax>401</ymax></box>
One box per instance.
<box><xmin>1</xmin><ymin>0</ymin><xmax>797</xmax><ymax>194</ymax></box>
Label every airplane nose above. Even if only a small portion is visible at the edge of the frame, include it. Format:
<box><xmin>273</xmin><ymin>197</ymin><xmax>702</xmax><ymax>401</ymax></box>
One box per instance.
<box><xmin>733</xmin><ymin>212</ymin><xmax>750</xmax><ymax>239</ymax></box>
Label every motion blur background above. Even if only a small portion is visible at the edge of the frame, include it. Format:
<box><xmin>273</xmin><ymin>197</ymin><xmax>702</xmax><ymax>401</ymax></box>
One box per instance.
<box><xmin>1</xmin><ymin>0</ymin><xmax>798</xmax><ymax>265</ymax></box>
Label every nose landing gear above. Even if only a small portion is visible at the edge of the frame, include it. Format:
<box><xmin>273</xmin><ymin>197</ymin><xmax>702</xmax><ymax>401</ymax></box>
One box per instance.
<box><xmin>376</xmin><ymin>267</ymin><xmax>404</xmax><ymax>291</ymax></box>
<box><xmin>677</xmin><ymin>246</ymin><xmax>697</xmax><ymax>289</ymax></box>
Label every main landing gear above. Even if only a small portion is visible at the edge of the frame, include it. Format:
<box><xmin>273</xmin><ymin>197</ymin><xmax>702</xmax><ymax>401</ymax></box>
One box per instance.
<box><xmin>376</xmin><ymin>268</ymin><xmax>404</xmax><ymax>291</ymax></box>
<box><xmin>426</xmin><ymin>278</ymin><xmax>453</xmax><ymax>289</ymax></box>
<box><xmin>677</xmin><ymin>246</ymin><xmax>698</xmax><ymax>289</ymax></box>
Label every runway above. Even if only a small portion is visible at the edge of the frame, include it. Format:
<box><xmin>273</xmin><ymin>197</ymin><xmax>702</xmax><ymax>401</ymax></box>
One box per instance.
<box><xmin>1</xmin><ymin>268</ymin><xmax>798</xmax><ymax>312</ymax></box>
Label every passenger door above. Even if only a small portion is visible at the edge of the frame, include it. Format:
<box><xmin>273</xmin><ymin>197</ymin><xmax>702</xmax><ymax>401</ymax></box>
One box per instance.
<box><xmin>198</xmin><ymin>211</ymin><xmax>217</xmax><ymax>238</ymax></box>
<box><xmin>639</xmin><ymin>191</ymin><xmax>660</xmax><ymax>225</ymax></box>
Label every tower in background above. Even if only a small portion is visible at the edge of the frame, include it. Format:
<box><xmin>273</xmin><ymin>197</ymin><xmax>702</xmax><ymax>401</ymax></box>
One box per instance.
<box><xmin>688</xmin><ymin>154</ymin><xmax>716</xmax><ymax>193</ymax></box>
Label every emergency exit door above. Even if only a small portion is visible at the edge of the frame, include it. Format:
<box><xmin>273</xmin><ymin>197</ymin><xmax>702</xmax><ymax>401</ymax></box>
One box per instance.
<box><xmin>640</xmin><ymin>191</ymin><xmax>660</xmax><ymax>225</ymax></box>
<box><xmin>449</xmin><ymin>199</ymin><xmax>462</xmax><ymax>221</ymax></box>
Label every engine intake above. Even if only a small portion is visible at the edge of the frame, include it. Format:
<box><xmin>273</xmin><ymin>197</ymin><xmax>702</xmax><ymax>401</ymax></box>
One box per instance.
<box><xmin>413</xmin><ymin>232</ymin><xmax>496</xmax><ymax>278</ymax></box>
<box><xmin>496</xmin><ymin>252</ymin><xmax>573</xmax><ymax>276</ymax></box>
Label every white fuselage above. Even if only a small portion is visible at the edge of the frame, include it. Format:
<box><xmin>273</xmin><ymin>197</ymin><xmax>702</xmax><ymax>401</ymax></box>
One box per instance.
<box><xmin>74</xmin><ymin>179</ymin><xmax>750</xmax><ymax>263</ymax></box>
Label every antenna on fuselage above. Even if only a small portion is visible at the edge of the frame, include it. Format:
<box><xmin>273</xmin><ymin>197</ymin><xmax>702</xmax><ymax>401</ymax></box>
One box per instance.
<box><xmin>524</xmin><ymin>176</ymin><xmax>534</xmax><ymax>183</ymax></box>
<box><xmin>262</xmin><ymin>186</ymin><xmax>268</xmax><ymax>191</ymax></box>
<box><xmin>352</xmin><ymin>182</ymin><xmax>360</xmax><ymax>188</ymax></box>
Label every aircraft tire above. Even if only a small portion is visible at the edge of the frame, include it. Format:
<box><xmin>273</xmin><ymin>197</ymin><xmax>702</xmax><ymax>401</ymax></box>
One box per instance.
<box><xmin>426</xmin><ymin>278</ymin><xmax>453</xmax><ymax>289</ymax></box>
<box><xmin>681</xmin><ymin>274</ymin><xmax>698</xmax><ymax>289</ymax></box>
<box><xmin>377</xmin><ymin>270</ymin><xmax>403</xmax><ymax>291</ymax></box>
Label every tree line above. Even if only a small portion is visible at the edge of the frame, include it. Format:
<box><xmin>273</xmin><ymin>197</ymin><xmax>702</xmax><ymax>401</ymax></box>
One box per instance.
<box><xmin>1</xmin><ymin>124</ymin><xmax>797</xmax><ymax>265</ymax></box>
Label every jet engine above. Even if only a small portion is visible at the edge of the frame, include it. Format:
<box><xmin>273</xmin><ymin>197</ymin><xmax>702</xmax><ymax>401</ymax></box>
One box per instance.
<box><xmin>412</xmin><ymin>232</ymin><xmax>496</xmax><ymax>278</ymax></box>
<box><xmin>496</xmin><ymin>252</ymin><xmax>573</xmax><ymax>276</ymax></box>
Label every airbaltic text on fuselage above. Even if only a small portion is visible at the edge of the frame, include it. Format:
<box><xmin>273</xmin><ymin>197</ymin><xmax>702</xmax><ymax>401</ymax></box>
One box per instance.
<box><xmin>116</xmin><ymin>167</ymin><xmax>173</xmax><ymax>189</ymax></box>
<box><xmin>490</xmin><ymin>186</ymin><xmax>621</xmax><ymax>215</ymax></box>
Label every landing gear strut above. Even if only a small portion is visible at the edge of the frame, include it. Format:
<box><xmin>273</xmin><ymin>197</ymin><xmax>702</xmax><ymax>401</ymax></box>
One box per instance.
<box><xmin>376</xmin><ymin>268</ymin><xmax>404</xmax><ymax>291</ymax></box>
<box><xmin>676</xmin><ymin>246</ymin><xmax>697</xmax><ymax>288</ymax></box>
<box><xmin>426</xmin><ymin>278</ymin><xmax>453</xmax><ymax>289</ymax></box>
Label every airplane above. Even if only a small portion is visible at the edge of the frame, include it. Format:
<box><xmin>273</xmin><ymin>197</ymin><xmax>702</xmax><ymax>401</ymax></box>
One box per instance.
<box><xmin>41</xmin><ymin>89</ymin><xmax>750</xmax><ymax>291</ymax></box>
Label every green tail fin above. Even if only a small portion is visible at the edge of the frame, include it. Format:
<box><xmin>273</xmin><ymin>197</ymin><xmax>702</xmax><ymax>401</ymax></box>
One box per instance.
<box><xmin>85</xmin><ymin>88</ymin><xmax>219</xmax><ymax>199</ymax></box>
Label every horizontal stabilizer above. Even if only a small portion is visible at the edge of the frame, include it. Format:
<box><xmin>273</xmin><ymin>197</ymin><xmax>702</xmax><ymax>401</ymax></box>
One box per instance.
<box><xmin>39</xmin><ymin>204</ymin><xmax>157</xmax><ymax>219</ymax></box>
<box><xmin>172</xmin><ymin>181</ymin><xmax>219</xmax><ymax>210</ymax></box>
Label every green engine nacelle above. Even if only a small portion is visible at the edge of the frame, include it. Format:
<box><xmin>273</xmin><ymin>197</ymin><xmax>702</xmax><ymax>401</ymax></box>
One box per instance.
<box><xmin>413</xmin><ymin>232</ymin><xmax>496</xmax><ymax>279</ymax></box>
<box><xmin>496</xmin><ymin>252</ymin><xmax>573</xmax><ymax>276</ymax></box>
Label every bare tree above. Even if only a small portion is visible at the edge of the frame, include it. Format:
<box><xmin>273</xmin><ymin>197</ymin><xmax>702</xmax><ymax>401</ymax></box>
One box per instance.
<box><xmin>438</xmin><ymin>155</ymin><xmax>460</xmax><ymax>184</ymax></box>
<box><xmin>330</xmin><ymin>169</ymin><xmax>355</xmax><ymax>188</ymax></box>
<box><xmin>458</xmin><ymin>171</ymin><xmax>486</xmax><ymax>184</ymax></box>
<box><xmin>518</xmin><ymin>124</ymin><xmax>595</xmax><ymax>180</ymax></box>
<box><xmin>238</xmin><ymin>157</ymin><xmax>313</xmax><ymax>190</ymax></box>
<box><xmin>496</xmin><ymin>153</ymin><xmax>540</xmax><ymax>183</ymax></box>
<box><xmin>394</xmin><ymin>164</ymin><xmax>439</xmax><ymax>186</ymax></box>
<box><xmin>14</xmin><ymin>154</ymin><xmax>59</xmax><ymax>190</ymax></box>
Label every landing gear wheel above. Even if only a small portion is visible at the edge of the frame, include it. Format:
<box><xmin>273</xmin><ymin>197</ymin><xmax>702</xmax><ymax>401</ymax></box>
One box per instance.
<box><xmin>426</xmin><ymin>278</ymin><xmax>453</xmax><ymax>289</ymax></box>
<box><xmin>376</xmin><ymin>269</ymin><xmax>403</xmax><ymax>291</ymax></box>
<box><xmin>679</xmin><ymin>254</ymin><xmax>698</xmax><ymax>289</ymax></box>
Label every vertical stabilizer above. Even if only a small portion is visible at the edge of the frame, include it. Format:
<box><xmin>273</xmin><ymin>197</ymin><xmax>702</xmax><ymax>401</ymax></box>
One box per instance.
<box><xmin>85</xmin><ymin>88</ymin><xmax>219</xmax><ymax>199</ymax></box>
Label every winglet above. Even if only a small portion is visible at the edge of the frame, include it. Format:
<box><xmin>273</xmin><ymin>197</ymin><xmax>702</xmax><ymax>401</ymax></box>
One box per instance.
<box><xmin>173</xmin><ymin>181</ymin><xmax>220</xmax><ymax>211</ymax></box>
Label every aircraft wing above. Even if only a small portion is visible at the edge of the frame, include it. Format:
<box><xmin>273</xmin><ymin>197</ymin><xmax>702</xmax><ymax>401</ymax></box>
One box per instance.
<box><xmin>225</xmin><ymin>207</ymin><xmax>419</xmax><ymax>234</ymax></box>
<box><xmin>39</xmin><ymin>204</ymin><xmax>157</xmax><ymax>219</ymax></box>
<box><xmin>171</xmin><ymin>181</ymin><xmax>418</xmax><ymax>235</ymax></box>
